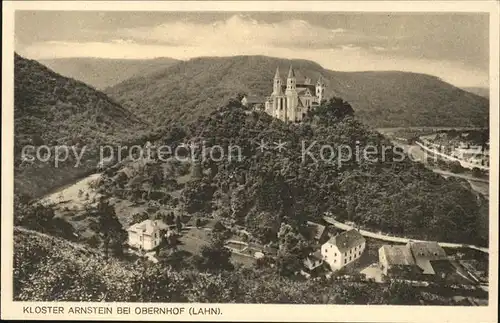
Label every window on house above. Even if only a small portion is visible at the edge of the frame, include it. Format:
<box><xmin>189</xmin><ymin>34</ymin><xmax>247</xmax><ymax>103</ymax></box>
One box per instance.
<box><xmin>334</xmin><ymin>253</ymin><xmax>337</xmax><ymax>257</ymax></box>
<box><xmin>325</xmin><ymin>249</ymin><xmax>328</xmax><ymax>253</ymax></box>
<box><xmin>334</xmin><ymin>260</ymin><xmax>336</xmax><ymax>263</ymax></box>
<box><xmin>344</xmin><ymin>259</ymin><xmax>347</xmax><ymax>264</ymax></box>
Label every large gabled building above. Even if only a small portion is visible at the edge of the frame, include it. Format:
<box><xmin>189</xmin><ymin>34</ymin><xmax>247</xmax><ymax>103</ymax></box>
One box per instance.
<box><xmin>321</xmin><ymin>229</ymin><xmax>365</xmax><ymax>270</ymax></box>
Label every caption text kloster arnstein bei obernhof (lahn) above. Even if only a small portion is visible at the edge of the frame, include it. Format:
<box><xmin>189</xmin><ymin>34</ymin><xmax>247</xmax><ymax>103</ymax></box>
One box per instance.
<box><xmin>22</xmin><ymin>305</ymin><xmax>222</xmax><ymax>316</ymax></box>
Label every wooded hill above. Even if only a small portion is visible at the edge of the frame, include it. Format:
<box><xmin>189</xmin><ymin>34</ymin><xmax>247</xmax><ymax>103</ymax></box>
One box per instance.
<box><xmin>39</xmin><ymin>57</ymin><xmax>179</xmax><ymax>90</ymax></box>
<box><xmin>14</xmin><ymin>53</ymin><xmax>150</xmax><ymax>198</ymax></box>
<box><xmin>105</xmin><ymin>55</ymin><xmax>489</xmax><ymax>129</ymax></box>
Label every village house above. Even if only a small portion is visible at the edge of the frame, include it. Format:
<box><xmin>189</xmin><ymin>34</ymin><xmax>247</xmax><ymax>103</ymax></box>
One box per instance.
<box><xmin>407</xmin><ymin>241</ymin><xmax>448</xmax><ymax>274</ymax></box>
<box><xmin>379</xmin><ymin>241</ymin><xmax>448</xmax><ymax>277</ymax></box>
<box><xmin>378</xmin><ymin>241</ymin><xmax>475</xmax><ymax>283</ymax></box>
<box><xmin>241</xmin><ymin>95</ymin><xmax>263</xmax><ymax>110</ymax></box>
<box><xmin>321</xmin><ymin>229</ymin><xmax>365</xmax><ymax>271</ymax></box>
<box><xmin>127</xmin><ymin>219</ymin><xmax>168</xmax><ymax>251</ymax></box>
<box><xmin>378</xmin><ymin>244</ymin><xmax>422</xmax><ymax>277</ymax></box>
<box><xmin>306</xmin><ymin>221</ymin><xmax>329</xmax><ymax>244</ymax></box>
<box><xmin>303</xmin><ymin>250</ymin><xmax>324</xmax><ymax>275</ymax></box>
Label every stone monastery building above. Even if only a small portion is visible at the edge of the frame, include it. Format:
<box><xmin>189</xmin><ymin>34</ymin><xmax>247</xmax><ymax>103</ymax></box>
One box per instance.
<box><xmin>264</xmin><ymin>65</ymin><xmax>326</xmax><ymax>122</ymax></box>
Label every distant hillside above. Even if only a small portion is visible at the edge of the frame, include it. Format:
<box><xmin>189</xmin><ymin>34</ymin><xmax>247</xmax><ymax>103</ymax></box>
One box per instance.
<box><xmin>462</xmin><ymin>87</ymin><xmax>489</xmax><ymax>99</ymax></box>
<box><xmin>39</xmin><ymin>57</ymin><xmax>179</xmax><ymax>90</ymax></box>
<box><xmin>14</xmin><ymin>53</ymin><xmax>150</xmax><ymax>198</ymax></box>
<box><xmin>105</xmin><ymin>55</ymin><xmax>489</xmax><ymax>128</ymax></box>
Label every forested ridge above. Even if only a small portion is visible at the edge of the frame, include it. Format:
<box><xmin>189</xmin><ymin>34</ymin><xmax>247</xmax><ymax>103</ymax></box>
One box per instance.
<box><xmin>106</xmin><ymin>55</ymin><xmax>489</xmax><ymax>128</ymax></box>
<box><xmin>39</xmin><ymin>57</ymin><xmax>179</xmax><ymax>90</ymax></box>
<box><xmin>14</xmin><ymin>53</ymin><xmax>152</xmax><ymax>198</ymax></box>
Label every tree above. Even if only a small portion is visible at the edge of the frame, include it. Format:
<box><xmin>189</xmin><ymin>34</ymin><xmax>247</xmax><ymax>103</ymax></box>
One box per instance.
<box><xmin>175</xmin><ymin>215</ymin><xmax>183</xmax><ymax>233</ymax></box>
<box><xmin>164</xmin><ymin>212</ymin><xmax>175</xmax><ymax>225</ymax></box>
<box><xmin>245</xmin><ymin>210</ymin><xmax>280</xmax><ymax>244</ymax></box>
<box><xmin>95</xmin><ymin>197</ymin><xmax>127</xmax><ymax>260</ymax></box>
<box><xmin>182</xmin><ymin>181</ymin><xmax>217</xmax><ymax>214</ymax></box>
<box><xmin>276</xmin><ymin>223</ymin><xmax>312</xmax><ymax>276</ymax></box>
<box><xmin>212</xmin><ymin>220</ymin><xmax>225</xmax><ymax>232</ymax></box>
<box><xmin>191</xmin><ymin>161</ymin><xmax>203</xmax><ymax>179</ymax></box>
<box><xmin>129</xmin><ymin>263</ymin><xmax>187</xmax><ymax>302</ymax></box>
<box><xmin>311</xmin><ymin>97</ymin><xmax>354</xmax><ymax>125</ymax></box>
<box><xmin>383</xmin><ymin>281</ymin><xmax>422</xmax><ymax>305</ymax></box>
<box><xmin>471</xmin><ymin>167</ymin><xmax>485</xmax><ymax>178</ymax></box>
<box><xmin>195</xmin><ymin>234</ymin><xmax>234</xmax><ymax>272</ymax></box>
<box><xmin>449</xmin><ymin>161</ymin><xmax>465</xmax><ymax>173</ymax></box>
<box><xmin>131</xmin><ymin>212</ymin><xmax>149</xmax><ymax>225</ymax></box>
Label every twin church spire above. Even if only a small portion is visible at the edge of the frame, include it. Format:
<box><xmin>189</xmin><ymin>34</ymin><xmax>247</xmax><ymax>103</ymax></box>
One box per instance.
<box><xmin>273</xmin><ymin>65</ymin><xmax>297</xmax><ymax>80</ymax></box>
<box><xmin>273</xmin><ymin>65</ymin><xmax>324</xmax><ymax>95</ymax></box>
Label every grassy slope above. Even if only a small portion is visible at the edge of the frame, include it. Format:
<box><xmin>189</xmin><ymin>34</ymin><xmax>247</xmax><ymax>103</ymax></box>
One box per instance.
<box><xmin>39</xmin><ymin>57</ymin><xmax>180</xmax><ymax>90</ymax></box>
<box><xmin>105</xmin><ymin>55</ymin><xmax>489</xmax><ymax>128</ymax></box>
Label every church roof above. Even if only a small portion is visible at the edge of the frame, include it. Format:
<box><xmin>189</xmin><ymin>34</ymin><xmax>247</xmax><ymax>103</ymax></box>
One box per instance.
<box><xmin>288</xmin><ymin>65</ymin><xmax>295</xmax><ymax>78</ymax></box>
<box><xmin>296</xmin><ymin>84</ymin><xmax>316</xmax><ymax>95</ymax></box>
<box><xmin>279</xmin><ymin>84</ymin><xmax>316</xmax><ymax>95</ymax></box>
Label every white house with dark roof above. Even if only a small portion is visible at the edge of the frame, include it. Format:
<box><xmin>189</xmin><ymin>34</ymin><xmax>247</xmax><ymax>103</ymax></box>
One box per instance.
<box><xmin>321</xmin><ymin>229</ymin><xmax>365</xmax><ymax>270</ymax></box>
<box><xmin>127</xmin><ymin>219</ymin><xmax>168</xmax><ymax>251</ymax></box>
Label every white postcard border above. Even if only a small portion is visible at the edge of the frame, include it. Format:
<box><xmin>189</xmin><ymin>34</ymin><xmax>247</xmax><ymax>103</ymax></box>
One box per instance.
<box><xmin>2</xmin><ymin>1</ymin><xmax>499</xmax><ymax>322</ymax></box>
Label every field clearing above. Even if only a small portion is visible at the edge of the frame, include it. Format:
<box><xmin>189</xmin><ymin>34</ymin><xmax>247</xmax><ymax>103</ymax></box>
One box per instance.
<box><xmin>40</xmin><ymin>173</ymin><xmax>102</xmax><ymax>209</ymax></box>
<box><xmin>178</xmin><ymin>227</ymin><xmax>211</xmax><ymax>255</ymax></box>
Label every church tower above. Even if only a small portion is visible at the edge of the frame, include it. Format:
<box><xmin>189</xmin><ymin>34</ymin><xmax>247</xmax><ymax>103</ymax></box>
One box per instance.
<box><xmin>285</xmin><ymin>65</ymin><xmax>298</xmax><ymax>121</ymax></box>
<box><xmin>316</xmin><ymin>75</ymin><xmax>325</xmax><ymax>104</ymax></box>
<box><xmin>285</xmin><ymin>65</ymin><xmax>297</xmax><ymax>94</ymax></box>
<box><xmin>272</xmin><ymin>66</ymin><xmax>282</xmax><ymax>95</ymax></box>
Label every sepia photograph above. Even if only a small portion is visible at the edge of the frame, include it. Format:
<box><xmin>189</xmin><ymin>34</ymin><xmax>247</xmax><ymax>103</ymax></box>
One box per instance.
<box><xmin>1</xmin><ymin>1</ymin><xmax>498</xmax><ymax>322</ymax></box>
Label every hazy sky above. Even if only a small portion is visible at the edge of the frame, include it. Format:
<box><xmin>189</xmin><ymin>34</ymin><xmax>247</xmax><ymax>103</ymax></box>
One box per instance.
<box><xmin>15</xmin><ymin>11</ymin><xmax>489</xmax><ymax>87</ymax></box>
